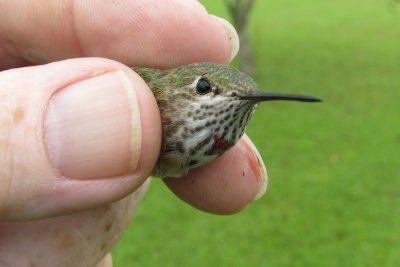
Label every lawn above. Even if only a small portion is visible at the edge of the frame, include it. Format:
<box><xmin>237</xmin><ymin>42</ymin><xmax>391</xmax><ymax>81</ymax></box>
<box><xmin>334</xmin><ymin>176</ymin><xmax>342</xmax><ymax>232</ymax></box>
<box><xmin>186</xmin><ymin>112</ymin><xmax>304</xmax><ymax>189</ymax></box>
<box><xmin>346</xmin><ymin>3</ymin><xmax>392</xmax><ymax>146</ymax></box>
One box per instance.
<box><xmin>113</xmin><ymin>1</ymin><xmax>400</xmax><ymax>266</ymax></box>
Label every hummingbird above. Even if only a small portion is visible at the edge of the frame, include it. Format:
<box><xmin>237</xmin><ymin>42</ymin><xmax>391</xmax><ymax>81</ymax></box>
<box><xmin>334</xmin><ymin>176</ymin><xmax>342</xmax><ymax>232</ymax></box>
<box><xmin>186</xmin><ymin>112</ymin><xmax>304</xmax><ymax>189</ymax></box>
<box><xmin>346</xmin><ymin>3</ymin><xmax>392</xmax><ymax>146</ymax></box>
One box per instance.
<box><xmin>133</xmin><ymin>62</ymin><xmax>321</xmax><ymax>178</ymax></box>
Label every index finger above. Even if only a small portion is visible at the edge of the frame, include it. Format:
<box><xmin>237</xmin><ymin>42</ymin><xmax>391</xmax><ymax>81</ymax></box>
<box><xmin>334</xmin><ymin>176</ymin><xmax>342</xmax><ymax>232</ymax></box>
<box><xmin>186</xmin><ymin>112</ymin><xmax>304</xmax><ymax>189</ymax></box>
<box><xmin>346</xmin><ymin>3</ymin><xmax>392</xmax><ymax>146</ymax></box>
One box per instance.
<box><xmin>0</xmin><ymin>0</ymin><xmax>238</xmax><ymax>70</ymax></box>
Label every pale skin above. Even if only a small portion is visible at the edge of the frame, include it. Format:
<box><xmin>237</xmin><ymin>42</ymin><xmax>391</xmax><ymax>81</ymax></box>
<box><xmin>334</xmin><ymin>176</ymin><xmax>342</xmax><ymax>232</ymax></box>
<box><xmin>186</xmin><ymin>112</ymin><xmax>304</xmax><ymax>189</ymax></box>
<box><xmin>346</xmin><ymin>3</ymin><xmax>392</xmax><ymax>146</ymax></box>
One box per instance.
<box><xmin>0</xmin><ymin>0</ymin><xmax>267</xmax><ymax>266</ymax></box>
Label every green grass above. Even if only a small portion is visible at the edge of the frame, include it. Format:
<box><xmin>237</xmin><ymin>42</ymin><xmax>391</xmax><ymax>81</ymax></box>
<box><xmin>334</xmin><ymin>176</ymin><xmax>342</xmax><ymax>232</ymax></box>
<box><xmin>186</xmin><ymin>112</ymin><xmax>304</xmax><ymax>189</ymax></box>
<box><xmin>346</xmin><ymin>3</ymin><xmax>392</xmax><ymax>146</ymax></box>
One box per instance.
<box><xmin>113</xmin><ymin>1</ymin><xmax>400</xmax><ymax>266</ymax></box>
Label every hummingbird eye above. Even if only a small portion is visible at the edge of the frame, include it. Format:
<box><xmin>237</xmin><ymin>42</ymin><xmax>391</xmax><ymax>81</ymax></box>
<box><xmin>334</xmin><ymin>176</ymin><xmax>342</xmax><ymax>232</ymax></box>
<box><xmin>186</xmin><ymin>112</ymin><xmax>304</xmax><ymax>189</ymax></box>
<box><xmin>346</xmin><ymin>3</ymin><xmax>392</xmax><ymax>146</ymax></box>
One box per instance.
<box><xmin>196</xmin><ymin>78</ymin><xmax>212</xmax><ymax>95</ymax></box>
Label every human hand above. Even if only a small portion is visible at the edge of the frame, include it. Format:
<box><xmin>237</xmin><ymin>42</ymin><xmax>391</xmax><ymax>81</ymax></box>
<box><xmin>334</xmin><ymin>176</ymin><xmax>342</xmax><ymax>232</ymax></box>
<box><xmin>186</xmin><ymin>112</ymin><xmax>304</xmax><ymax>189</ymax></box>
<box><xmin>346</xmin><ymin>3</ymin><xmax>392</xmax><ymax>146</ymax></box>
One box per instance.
<box><xmin>0</xmin><ymin>1</ymin><xmax>267</xmax><ymax>266</ymax></box>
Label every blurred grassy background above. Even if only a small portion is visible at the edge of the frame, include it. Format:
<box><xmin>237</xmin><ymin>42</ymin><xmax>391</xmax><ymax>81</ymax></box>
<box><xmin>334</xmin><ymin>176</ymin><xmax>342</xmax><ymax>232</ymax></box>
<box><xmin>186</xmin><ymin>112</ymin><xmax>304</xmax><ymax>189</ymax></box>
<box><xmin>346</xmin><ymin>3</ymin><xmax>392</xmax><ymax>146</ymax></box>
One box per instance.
<box><xmin>113</xmin><ymin>0</ymin><xmax>400</xmax><ymax>266</ymax></box>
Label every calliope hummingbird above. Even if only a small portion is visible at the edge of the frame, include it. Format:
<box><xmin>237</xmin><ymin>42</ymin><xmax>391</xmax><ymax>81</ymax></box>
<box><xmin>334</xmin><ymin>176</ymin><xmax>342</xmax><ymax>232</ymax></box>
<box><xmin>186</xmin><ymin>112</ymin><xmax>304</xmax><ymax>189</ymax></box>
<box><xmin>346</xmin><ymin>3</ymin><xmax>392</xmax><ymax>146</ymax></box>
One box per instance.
<box><xmin>133</xmin><ymin>62</ymin><xmax>321</xmax><ymax>178</ymax></box>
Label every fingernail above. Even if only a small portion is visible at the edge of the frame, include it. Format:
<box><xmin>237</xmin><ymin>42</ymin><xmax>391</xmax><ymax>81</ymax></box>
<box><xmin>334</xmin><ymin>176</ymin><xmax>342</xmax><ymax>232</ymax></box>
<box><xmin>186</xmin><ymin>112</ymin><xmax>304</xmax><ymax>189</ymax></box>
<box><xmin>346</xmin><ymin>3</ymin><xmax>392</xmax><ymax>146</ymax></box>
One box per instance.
<box><xmin>213</xmin><ymin>16</ymin><xmax>240</xmax><ymax>61</ymax></box>
<box><xmin>242</xmin><ymin>135</ymin><xmax>268</xmax><ymax>200</ymax></box>
<box><xmin>44</xmin><ymin>71</ymin><xmax>141</xmax><ymax>179</ymax></box>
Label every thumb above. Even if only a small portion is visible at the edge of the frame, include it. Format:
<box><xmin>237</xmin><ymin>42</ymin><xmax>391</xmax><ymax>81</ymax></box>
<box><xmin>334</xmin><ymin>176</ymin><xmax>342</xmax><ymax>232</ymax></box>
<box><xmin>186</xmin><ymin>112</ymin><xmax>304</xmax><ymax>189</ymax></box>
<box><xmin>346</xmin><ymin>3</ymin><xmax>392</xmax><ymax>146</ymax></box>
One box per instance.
<box><xmin>0</xmin><ymin>58</ymin><xmax>161</xmax><ymax>220</ymax></box>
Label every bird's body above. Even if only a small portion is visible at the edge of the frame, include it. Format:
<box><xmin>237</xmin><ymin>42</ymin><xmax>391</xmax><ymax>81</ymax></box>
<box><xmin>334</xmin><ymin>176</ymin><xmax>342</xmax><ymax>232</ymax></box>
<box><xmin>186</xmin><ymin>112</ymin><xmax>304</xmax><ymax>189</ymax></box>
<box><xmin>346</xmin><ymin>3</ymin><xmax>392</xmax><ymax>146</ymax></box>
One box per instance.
<box><xmin>133</xmin><ymin>62</ymin><xmax>320</xmax><ymax>178</ymax></box>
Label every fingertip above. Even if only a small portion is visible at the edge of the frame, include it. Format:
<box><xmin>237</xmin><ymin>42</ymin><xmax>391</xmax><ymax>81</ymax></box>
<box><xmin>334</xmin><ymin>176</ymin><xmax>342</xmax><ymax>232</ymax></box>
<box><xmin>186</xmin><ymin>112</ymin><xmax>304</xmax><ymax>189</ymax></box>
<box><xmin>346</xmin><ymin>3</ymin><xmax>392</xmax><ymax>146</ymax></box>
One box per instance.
<box><xmin>211</xmin><ymin>15</ymin><xmax>240</xmax><ymax>62</ymax></box>
<box><xmin>96</xmin><ymin>253</ymin><xmax>112</xmax><ymax>267</ymax></box>
<box><xmin>164</xmin><ymin>134</ymin><xmax>268</xmax><ymax>215</ymax></box>
<box><xmin>44</xmin><ymin>60</ymin><xmax>161</xmax><ymax>181</ymax></box>
<box><xmin>127</xmin><ymin>69</ymin><xmax>162</xmax><ymax>178</ymax></box>
<box><xmin>241</xmin><ymin>135</ymin><xmax>268</xmax><ymax>200</ymax></box>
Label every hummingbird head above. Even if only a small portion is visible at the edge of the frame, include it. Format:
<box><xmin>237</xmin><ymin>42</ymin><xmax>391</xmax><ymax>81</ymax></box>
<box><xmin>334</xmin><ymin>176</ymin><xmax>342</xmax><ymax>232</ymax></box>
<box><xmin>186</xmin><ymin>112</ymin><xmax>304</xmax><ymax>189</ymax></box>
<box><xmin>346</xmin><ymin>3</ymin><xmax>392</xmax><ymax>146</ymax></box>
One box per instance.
<box><xmin>135</xmin><ymin>62</ymin><xmax>320</xmax><ymax>177</ymax></box>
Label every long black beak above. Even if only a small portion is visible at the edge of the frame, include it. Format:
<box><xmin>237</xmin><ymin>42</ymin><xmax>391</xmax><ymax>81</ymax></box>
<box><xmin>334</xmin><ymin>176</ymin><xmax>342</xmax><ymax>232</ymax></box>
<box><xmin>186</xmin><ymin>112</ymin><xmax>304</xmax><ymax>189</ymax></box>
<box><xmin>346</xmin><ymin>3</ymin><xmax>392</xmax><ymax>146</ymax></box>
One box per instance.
<box><xmin>235</xmin><ymin>92</ymin><xmax>321</xmax><ymax>103</ymax></box>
